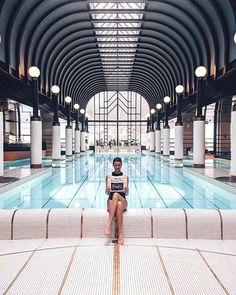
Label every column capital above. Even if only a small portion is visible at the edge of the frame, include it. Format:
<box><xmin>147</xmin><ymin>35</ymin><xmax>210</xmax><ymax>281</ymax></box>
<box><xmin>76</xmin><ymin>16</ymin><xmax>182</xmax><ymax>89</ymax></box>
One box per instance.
<box><xmin>30</xmin><ymin>116</ymin><xmax>41</xmax><ymax>121</ymax></box>
<box><xmin>175</xmin><ymin>122</ymin><xmax>183</xmax><ymax>126</ymax></box>
<box><xmin>194</xmin><ymin>115</ymin><xmax>205</xmax><ymax>121</ymax></box>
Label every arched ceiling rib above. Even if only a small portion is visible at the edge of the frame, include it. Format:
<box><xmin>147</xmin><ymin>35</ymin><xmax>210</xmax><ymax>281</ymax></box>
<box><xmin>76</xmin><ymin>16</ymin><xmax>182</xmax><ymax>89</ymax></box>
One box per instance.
<box><xmin>0</xmin><ymin>0</ymin><xmax>236</xmax><ymax>111</ymax></box>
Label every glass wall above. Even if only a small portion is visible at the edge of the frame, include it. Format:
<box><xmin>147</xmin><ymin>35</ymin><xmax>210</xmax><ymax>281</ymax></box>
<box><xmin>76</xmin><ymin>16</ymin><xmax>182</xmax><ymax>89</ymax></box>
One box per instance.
<box><xmin>86</xmin><ymin>91</ymin><xmax>150</xmax><ymax>147</ymax></box>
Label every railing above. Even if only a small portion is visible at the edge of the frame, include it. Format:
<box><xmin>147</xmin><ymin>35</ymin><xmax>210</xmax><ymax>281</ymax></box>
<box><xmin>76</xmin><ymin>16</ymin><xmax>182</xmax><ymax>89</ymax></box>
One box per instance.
<box><xmin>95</xmin><ymin>145</ymin><xmax>141</xmax><ymax>153</ymax></box>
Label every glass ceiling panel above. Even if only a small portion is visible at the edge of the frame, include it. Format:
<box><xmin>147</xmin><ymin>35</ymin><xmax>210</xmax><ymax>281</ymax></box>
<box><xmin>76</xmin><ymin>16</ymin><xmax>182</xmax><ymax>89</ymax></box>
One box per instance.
<box><xmin>98</xmin><ymin>43</ymin><xmax>137</xmax><ymax>47</ymax></box>
<box><xmin>97</xmin><ymin>37</ymin><xmax>138</xmax><ymax>42</ymax></box>
<box><xmin>90</xmin><ymin>3</ymin><xmax>145</xmax><ymax>10</ymax></box>
<box><xmin>89</xmin><ymin>1</ymin><xmax>145</xmax><ymax>87</ymax></box>
<box><xmin>96</xmin><ymin>30</ymin><xmax>138</xmax><ymax>35</ymax></box>
<box><xmin>92</xmin><ymin>13</ymin><xmax>143</xmax><ymax>19</ymax></box>
<box><xmin>94</xmin><ymin>22</ymin><xmax>142</xmax><ymax>28</ymax></box>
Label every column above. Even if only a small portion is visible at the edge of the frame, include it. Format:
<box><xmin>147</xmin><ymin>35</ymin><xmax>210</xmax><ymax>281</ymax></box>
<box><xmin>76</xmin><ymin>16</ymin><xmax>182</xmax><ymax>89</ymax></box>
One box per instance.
<box><xmin>65</xmin><ymin>96</ymin><xmax>73</xmax><ymax>161</ymax></box>
<box><xmin>51</xmin><ymin>85</ymin><xmax>61</xmax><ymax>167</ymax></box>
<box><xmin>155</xmin><ymin>104</ymin><xmax>162</xmax><ymax>155</ymax></box>
<box><xmin>74</xmin><ymin>104</ymin><xmax>80</xmax><ymax>158</ymax></box>
<box><xmin>0</xmin><ymin>110</ymin><xmax>3</xmax><ymax>181</ymax></box>
<box><xmin>193</xmin><ymin>67</ymin><xmax>207</xmax><ymax>168</ymax></box>
<box><xmin>163</xmin><ymin>126</ymin><xmax>170</xmax><ymax>159</ymax></box>
<box><xmin>231</xmin><ymin>100</ymin><xmax>236</xmax><ymax>181</ymax></box>
<box><xmin>28</xmin><ymin>67</ymin><xmax>42</xmax><ymax>168</ymax></box>
<box><xmin>149</xmin><ymin>131</ymin><xmax>155</xmax><ymax>152</ymax></box>
<box><xmin>193</xmin><ymin>117</ymin><xmax>205</xmax><ymax>167</ymax></box>
<box><xmin>80</xmin><ymin>109</ymin><xmax>86</xmax><ymax>152</ymax></box>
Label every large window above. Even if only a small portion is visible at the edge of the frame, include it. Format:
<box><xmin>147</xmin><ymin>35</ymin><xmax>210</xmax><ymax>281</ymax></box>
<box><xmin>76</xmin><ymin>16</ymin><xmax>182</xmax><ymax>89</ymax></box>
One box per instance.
<box><xmin>86</xmin><ymin>91</ymin><xmax>149</xmax><ymax>146</ymax></box>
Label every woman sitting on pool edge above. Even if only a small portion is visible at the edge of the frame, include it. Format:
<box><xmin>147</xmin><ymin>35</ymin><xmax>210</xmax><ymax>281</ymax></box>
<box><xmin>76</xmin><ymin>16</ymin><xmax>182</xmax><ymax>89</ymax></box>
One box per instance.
<box><xmin>104</xmin><ymin>157</ymin><xmax>128</xmax><ymax>245</ymax></box>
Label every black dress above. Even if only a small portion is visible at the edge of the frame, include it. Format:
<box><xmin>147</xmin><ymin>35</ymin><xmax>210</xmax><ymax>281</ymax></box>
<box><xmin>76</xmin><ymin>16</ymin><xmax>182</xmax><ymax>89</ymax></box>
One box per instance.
<box><xmin>108</xmin><ymin>171</ymin><xmax>126</xmax><ymax>200</ymax></box>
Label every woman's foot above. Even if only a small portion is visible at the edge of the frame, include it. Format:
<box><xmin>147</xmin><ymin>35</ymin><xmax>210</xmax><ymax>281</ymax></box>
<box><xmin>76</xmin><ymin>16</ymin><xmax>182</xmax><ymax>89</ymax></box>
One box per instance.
<box><xmin>118</xmin><ymin>234</ymin><xmax>124</xmax><ymax>245</ymax></box>
<box><xmin>104</xmin><ymin>224</ymin><xmax>111</xmax><ymax>235</ymax></box>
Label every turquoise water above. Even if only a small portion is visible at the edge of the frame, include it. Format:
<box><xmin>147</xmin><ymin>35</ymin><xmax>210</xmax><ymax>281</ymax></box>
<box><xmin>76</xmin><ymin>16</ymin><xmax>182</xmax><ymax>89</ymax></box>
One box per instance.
<box><xmin>1</xmin><ymin>153</ymin><xmax>235</xmax><ymax>209</ymax></box>
<box><xmin>4</xmin><ymin>157</ymin><xmax>51</xmax><ymax>170</ymax></box>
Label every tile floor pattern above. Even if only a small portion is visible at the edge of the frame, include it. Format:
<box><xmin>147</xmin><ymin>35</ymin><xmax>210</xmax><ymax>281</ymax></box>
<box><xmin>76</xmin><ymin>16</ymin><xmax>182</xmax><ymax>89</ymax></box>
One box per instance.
<box><xmin>0</xmin><ymin>238</ymin><xmax>236</xmax><ymax>295</ymax></box>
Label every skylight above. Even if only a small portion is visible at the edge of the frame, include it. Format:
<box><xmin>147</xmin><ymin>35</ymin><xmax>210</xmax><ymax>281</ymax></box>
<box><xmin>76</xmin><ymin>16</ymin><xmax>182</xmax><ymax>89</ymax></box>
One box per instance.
<box><xmin>89</xmin><ymin>2</ymin><xmax>145</xmax><ymax>87</ymax></box>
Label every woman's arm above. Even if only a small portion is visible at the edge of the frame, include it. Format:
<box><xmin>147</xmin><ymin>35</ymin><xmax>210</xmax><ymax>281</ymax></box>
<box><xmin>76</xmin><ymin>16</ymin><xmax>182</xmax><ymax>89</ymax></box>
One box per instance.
<box><xmin>124</xmin><ymin>176</ymin><xmax>129</xmax><ymax>195</ymax></box>
<box><xmin>105</xmin><ymin>175</ymin><xmax>110</xmax><ymax>195</ymax></box>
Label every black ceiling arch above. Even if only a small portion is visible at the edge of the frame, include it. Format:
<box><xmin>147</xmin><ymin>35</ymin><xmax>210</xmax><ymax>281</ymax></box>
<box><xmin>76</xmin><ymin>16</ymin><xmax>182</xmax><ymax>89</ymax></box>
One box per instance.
<box><xmin>68</xmin><ymin>68</ymin><xmax>162</xmax><ymax>106</ymax></box>
<box><xmin>0</xmin><ymin>0</ymin><xmax>235</xmax><ymax>117</ymax></box>
<box><xmin>59</xmin><ymin>54</ymin><xmax>175</xmax><ymax>103</ymax></box>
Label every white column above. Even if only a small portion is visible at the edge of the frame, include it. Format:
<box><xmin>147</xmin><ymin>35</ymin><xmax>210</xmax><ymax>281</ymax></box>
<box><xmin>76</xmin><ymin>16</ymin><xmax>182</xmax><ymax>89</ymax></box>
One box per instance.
<box><xmin>231</xmin><ymin>104</ymin><xmax>236</xmax><ymax>181</ymax></box>
<box><xmin>66</xmin><ymin>126</ymin><xmax>73</xmax><ymax>160</ymax></box>
<box><xmin>175</xmin><ymin>123</ymin><xmax>184</xmax><ymax>160</ymax></box>
<box><xmin>155</xmin><ymin>129</ymin><xmax>161</xmax><ymax>154</ymax></box>
<box><xmin>52</xmin><ymin>125</ymin><xmax>61</xmax><ymax>166</ymax></box>
<box><xmin>74</xmin><ymin>129</ymin><xmax>81</xmax><ymax>157</ymax></box>
<box><xmin>30</xmin><ymin>118</ymin><xmax>42</xmax><ymax>168</ymax></box>
<box><xmin>149</xmin><ymin>131</ymin><xmax>155</xmax><ymax>152</ymax></box>
<box><xmin>163</xmin><ymin>127</ymin><xmax>170</xmax><ymax>158</ymax></box>
<box><xmin>193</xmin><ymin>118</ymin><xmax>205</xmax><ymax>168</ymax></box>
<box><xmin>81</xmin><ymin>131</ymin><xmax>86</xmax><ymax>152</ymax></box>
<box><xmin>86</xmin><ymin>132</ymin><xmax>89</xmax><ymax>150</ymax></box>
<box><xmin>0</xmin><ymin>112</ymin><xmax>3</xmax><ymax>180</ymax></box>
<box><xmin>146</xmin><ymin>132</ymin><xmax>150</xmax><ymax>150</ymax></box>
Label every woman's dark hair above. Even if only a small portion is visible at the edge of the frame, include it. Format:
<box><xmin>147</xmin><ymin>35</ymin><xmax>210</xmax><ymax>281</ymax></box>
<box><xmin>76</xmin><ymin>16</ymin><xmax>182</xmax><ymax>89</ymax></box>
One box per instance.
<box><xmin>113</xmin><ymin>157</ymin><xmax>122</xmax><ymax>165</ymax></box>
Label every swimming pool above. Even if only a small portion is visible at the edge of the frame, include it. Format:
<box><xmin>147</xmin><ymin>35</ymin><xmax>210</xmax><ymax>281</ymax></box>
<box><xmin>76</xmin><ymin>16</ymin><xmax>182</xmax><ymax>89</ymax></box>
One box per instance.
<box><xmin>1</xmin><ymin>153</ymin><xmax>236</xmax><ymax>209</ymax></box>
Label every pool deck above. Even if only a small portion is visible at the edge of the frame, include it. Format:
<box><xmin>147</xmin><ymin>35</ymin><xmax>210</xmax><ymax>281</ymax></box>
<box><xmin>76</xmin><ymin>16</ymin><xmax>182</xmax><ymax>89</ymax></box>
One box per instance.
<box><xmin>1</xmin><ymin>237</ymin><xmax>236</xmax><ymax>294</ymax></box>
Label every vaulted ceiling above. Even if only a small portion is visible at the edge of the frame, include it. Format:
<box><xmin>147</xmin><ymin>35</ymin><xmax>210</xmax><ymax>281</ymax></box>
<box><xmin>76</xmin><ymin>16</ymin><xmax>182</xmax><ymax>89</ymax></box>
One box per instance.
<box><xmin>0</xmin><ymin>0</ymin><xmax>236</xmax><ymax>113</ymax></box>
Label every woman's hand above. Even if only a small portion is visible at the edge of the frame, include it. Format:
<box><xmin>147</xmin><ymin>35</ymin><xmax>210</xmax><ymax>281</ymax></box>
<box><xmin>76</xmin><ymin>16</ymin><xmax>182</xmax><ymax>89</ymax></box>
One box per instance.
<box><xmin>105</xmin><ymin>187</ymin><xmax>110</xmax><ymax>195</ymax></box>
<box><xmin>124</xmin><ymin>187</ymin><xmax>129</xmax><ymax>195</ymax></box>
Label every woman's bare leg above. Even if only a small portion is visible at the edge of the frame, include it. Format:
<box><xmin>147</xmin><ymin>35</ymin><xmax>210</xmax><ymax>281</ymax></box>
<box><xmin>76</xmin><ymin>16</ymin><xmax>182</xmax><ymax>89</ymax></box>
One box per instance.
<box><xmin>104</xmin><ymin>193</ymin><xmax>127</xmax><ymax>235</ymax></box>
<box><xmin>116</xmin><ymin>199</ymin><xmax>127</xmax><ymax>244</ymax></box>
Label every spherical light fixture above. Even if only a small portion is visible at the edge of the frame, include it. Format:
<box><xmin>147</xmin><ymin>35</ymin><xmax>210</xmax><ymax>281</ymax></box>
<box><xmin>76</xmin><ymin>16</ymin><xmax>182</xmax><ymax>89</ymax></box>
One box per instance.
<box><xmin>150</xmin><ymin>108</ymin><xmax>155</xmax><ymax>114</ymax></box>
<box><xmin>51</xmin><ymin>85</ymin><xmax>60</xmax><ymax>94</ymax></box>
<box><xmin>164</xmin><ymin>96</ymin><xmax>171</xmax><ymax>104</ymax></box>
<box><xmin>65</xmin><ymin>96</ymin><xmax>71</xmax><ymax>104</ymax></box>
<box><xmin>74</xmin><ymin>103</ymin><xmax>79</xmax><ymax>110</ymax></box>
<box><xmin>234</xmin><ymin>33</ymin><xmax>236</xmax><ymax>44</ymax></box>
<box><xmin>80</xmin><ymin>109</ymin><xmax>85</xmax><ymax>114</ymax></box>
<box><xmin>156</xmin><ymin>103</ymin><xmax>162</xmax><ymax>110</ymax></box>
<box><xmin>175</xmin><ymin>85</ymin><xmax>184</xmax><ymax>94</ymax></box>
<box><xmin>195</xmin><ymin>66</ymin><xmax>207</xmax><ymax>78</ymax></box>
<box><xmin>28</xmin><ymin>66</ymin><xmax>40</xmax><ymax>78</ymax></box>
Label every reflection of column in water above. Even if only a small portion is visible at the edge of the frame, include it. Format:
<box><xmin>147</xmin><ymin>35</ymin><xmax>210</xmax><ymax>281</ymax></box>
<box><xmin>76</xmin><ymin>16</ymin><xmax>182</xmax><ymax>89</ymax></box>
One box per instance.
<box><xmin>80</xmin><ymin>156</ymin><xmax>87</xmax><ymax>178</ymax></box>
<box><xmin>192</xmin><ymin>181</ymin><xmax>206</xmax><ymax>208</ymax></box>
<box><xmin>74</xmin><ymin>162</ymin><xmax>82</xmax><ymax>183</ymax></box>
<box><xmin>162</xmin><ymin>161</ymin><xmax>170</xmax><ymax>183</ymax></box>
<box><xmin>66</xmin><ymin>161</ymin><xmax>74</xmax><ymax>184</ymax></box>
<box><xmin>146</xmin><ymin>155</ymin><xmax>151</xmax><ymax>176</ymax></box>
<box><xmin>149</xmin><ymin>156</ymin><xmax>155</xmax><ymax>178</ymax></box>
<box><xmin>30</xmin><ymin>182</ymin><xmax>43</xmax><ymax>208</ymax></box>
<box><xmin>155</xmin><ymin>157</ymin><xmax>161</xmax><ymax>183</ymax></box>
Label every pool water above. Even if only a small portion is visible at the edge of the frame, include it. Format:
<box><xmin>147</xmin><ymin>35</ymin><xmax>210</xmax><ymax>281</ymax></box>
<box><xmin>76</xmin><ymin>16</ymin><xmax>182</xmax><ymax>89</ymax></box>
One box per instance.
<box><xmin>1</xmin><ymin>153</ymin><xmax>235</xmax><ymax>209</ymax></box>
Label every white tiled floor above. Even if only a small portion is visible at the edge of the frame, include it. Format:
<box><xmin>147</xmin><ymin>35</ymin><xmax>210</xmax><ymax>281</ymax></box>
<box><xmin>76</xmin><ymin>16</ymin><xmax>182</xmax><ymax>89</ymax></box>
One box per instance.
<box><xmin>0</xmin><ymin>238</ymin><xmax>236</xmax><ymax>295</ymax></box>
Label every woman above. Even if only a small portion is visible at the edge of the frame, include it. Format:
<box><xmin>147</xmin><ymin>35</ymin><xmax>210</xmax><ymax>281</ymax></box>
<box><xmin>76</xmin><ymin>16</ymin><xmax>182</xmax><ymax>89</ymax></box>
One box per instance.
<box><xmin>104</xmin><ymin>157</ymin><xmax>128</xmax><ymax>245</ymax></box>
